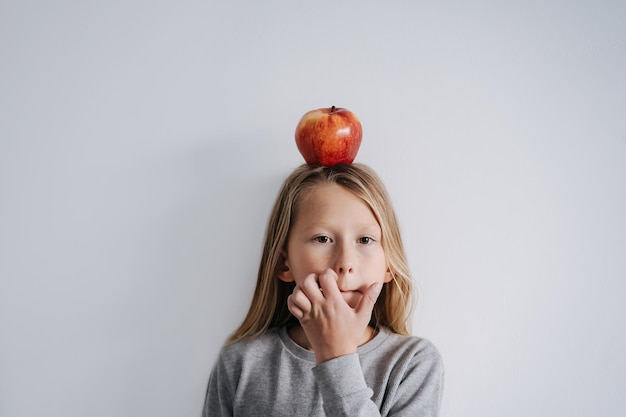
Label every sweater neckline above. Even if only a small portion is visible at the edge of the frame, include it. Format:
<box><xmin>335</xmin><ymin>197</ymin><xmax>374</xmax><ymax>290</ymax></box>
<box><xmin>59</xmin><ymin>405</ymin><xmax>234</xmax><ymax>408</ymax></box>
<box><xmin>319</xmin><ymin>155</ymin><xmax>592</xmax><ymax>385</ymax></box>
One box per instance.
<box><xmin>278</xmin><ymin>325</ymin><xmax>390</xmax><ymax>362</ymax></box>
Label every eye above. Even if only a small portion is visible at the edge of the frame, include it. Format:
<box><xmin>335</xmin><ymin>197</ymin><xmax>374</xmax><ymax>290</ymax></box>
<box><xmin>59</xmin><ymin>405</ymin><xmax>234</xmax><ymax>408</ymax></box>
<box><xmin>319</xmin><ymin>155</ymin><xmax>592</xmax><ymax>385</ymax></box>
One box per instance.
<box><xmin>313</xmin><ymin>236</ymin><xmax>331</xmax><ymax>244</ymax></box>
<box><xmin>358</xmin><ymin>236</ymin><xmax>374</xmax><ymax>244</ymax></box>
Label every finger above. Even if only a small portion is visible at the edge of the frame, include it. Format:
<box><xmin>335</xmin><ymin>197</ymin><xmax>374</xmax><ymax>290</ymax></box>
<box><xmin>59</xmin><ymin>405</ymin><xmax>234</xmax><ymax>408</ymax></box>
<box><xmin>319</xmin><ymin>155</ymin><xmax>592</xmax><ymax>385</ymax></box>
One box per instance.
<box><xmin>318</xmin><ymin>269</ymin><xmax>342</xmax><ymax>299</ymax></box>
<box><xmin>289</xmin><ymin>286</ymin><xmax>312</xmax><ymax>314</ymax></box>
<box><xmin>355</xmin><ymin>282</ymin><xmax>382</xmax><ymax>318</ymax></box>
<box><xmin>300</xmin><ymin>273</ymin><xmax>325</xmax><ymax>303</ymax></box>
<box><xmin>287</xmin><ymin>294</ymin><xmax>305</xmax><ymax>320</ymax></box>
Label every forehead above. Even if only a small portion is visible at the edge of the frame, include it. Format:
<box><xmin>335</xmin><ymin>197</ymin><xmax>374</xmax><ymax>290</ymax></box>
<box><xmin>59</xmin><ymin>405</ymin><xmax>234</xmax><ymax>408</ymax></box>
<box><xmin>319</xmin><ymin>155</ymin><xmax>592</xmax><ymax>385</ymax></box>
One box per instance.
<box><xmin>293</xmin><ymin>183</ymin><xmax>378</xmax><ymax>223</ymax></box>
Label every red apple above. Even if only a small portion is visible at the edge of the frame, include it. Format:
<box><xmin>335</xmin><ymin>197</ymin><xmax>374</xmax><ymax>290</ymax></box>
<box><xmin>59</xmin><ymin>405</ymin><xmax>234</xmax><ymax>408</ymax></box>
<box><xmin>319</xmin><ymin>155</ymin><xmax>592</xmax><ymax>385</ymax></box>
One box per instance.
<box><xmin>294</xmin><ymin>106</ymin><xmax>363</xmax><ymax>166</ymax></box>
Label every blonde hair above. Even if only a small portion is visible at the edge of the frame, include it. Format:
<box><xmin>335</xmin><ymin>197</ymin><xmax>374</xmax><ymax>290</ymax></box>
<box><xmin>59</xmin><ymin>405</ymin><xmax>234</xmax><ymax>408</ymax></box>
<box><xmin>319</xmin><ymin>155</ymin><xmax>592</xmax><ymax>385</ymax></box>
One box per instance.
<box><xmin>226</xmin><ymin>163</ymin><xmax>415</xmax><ymax>345</ymax></box>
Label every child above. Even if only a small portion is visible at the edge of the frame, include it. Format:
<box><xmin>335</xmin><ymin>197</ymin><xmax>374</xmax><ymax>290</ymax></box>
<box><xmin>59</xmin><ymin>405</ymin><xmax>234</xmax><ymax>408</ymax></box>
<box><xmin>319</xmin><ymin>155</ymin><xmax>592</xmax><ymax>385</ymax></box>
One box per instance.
<box><xmin>203</xmin><ymin>163</ymin><xmax>443</xmax><ymax>416</ymax></box>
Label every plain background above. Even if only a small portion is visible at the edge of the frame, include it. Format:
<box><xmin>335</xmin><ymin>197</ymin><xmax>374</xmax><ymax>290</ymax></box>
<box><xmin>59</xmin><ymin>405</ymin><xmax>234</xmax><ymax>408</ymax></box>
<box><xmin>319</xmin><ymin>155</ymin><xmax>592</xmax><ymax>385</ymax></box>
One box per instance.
<box><xmin>1</xmin><ymin>1</ymin><xmax>625</xmax><ymax>416</ymax></box>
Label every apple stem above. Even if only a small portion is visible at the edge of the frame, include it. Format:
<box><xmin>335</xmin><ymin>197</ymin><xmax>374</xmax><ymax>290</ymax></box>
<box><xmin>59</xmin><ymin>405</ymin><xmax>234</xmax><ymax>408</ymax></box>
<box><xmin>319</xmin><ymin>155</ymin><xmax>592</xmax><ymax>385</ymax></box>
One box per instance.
<box><xmin>330</xmin><ymin>105</ymin><xmax>336</xmax><ymax>113</ymax></box>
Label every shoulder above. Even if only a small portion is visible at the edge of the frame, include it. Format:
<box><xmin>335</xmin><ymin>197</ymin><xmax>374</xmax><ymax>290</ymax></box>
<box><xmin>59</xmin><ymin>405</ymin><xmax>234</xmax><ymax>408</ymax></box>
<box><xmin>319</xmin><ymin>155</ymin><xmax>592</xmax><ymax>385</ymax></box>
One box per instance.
<box><xmin>362</xmin><ymin>328</ymin><xmax>443</xmax><ymax>373</ymax></box>
<box><xmin>218</xmin><ymin>327</ymin><xmax>283</xmax><ymax>364</ymax></box>
<box><xmin>361</xmin><ymin>329</ymin><xmax>444</xmax><ymax>414</ymax></box>
<box><xmin>369</xmin><ymin>327</ymin><xmax>440</xmax><ymax>354</ymax></box>
<box><xmin>217</xmin><ymin>328</ymin><xmax>282</xmax><ymax>370</ymax></box>
<box><xmin>391</xmin><ymin>331</ymin><xmax>441</xmax><ymax>360</ymax></box>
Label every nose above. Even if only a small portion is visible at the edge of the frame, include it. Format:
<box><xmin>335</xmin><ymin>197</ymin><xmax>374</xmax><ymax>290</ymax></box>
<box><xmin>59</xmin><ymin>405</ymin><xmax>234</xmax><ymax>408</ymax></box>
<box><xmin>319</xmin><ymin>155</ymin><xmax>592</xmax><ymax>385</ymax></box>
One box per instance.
<box><xmin>334</xmin><ymin>241</ymin><xmax>355</xmax><ymax>276</ymax></box>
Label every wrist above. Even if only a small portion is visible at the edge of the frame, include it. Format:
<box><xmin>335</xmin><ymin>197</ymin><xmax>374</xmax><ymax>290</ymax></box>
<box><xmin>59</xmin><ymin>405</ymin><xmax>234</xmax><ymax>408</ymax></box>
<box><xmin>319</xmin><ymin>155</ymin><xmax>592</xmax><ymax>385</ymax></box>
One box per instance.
<box><xmin>314</xmin><ymin>344</ymin><xmax>357</xmax><ymax>364</ymax></box>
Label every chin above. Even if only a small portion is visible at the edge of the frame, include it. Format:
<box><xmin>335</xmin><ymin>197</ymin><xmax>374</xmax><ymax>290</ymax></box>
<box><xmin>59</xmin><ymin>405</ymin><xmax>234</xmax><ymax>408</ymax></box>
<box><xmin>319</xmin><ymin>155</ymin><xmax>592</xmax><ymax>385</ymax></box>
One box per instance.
<box><xmin>341</xmin><ymin>291</ymin><xmax>361</xmax><ymax>308</ymax></box>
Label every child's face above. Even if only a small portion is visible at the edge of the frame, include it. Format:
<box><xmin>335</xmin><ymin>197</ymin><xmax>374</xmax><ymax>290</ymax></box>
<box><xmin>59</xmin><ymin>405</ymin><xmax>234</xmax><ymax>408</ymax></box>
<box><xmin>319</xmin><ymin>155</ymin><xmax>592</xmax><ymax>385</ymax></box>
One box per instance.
<box><xmin>279</xmin><ymin>183</ymin><xmax>392</xmax><ymax>309</ymax></box>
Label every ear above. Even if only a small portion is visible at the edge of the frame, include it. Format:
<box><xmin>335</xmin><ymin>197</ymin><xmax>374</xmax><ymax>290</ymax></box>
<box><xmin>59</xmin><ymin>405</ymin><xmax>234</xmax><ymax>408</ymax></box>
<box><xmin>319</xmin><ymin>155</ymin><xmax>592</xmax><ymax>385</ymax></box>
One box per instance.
<box><xmin>383</xmin><ymin>267</ymin><xmax>394</xmax><ymax>283</ymax></box>
<box><xmin>276</xmin><ymin>250</ymin><xmax>294</xmax><ymax>282</ymax></box>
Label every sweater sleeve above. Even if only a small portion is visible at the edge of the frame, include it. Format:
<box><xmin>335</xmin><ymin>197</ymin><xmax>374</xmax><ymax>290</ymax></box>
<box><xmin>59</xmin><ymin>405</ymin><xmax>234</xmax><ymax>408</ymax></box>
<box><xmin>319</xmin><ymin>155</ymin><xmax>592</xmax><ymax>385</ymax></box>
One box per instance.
<box><xmin>202</xmin><ymin>352</ymin><xmax>234</xmax><ymax>417</ymax></box>
<box><xmin>384</xmin><ymin>340</ymin><xmax>444</xmax><ymax>416</ymax></box>
<box><xmin>312</xmin><ymin>353</ymin><xmax>380</xmax><ymax>417</ymax></box>
<box><xmin>312</xmin><ymin>341</ymin><xmax>444</xmax><ymax>417</ymax></box>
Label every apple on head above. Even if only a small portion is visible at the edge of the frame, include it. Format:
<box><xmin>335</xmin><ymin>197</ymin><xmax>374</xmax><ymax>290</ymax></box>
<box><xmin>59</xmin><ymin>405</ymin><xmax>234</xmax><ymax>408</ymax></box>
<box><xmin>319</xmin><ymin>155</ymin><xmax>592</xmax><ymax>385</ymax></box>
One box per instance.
<box><xmin>294</xmin><ymin>106</ymin><xmax>362</xmax><ymax>166</ymax></box>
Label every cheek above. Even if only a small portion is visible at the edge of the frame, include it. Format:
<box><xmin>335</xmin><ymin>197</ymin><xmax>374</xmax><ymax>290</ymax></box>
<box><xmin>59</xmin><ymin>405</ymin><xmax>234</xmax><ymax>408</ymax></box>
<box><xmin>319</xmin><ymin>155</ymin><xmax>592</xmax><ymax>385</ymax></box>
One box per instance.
<box><xmin>364</xmin><ymin>249</ymin><xmax>388</xmax><ymax>273</ymax></box>
<box><xmin>290</xmin><ymin>250</ymin><xmax>331</xmax><ymax>276</ymax></box>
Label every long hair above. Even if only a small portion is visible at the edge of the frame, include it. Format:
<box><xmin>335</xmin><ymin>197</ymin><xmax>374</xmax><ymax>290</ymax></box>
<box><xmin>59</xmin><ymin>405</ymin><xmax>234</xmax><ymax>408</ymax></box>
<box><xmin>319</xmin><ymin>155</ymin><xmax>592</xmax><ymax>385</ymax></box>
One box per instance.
<box><xmin>226</xmin><ymin>163</ymin><xmax>415</xmax><ymax>345</ymax></box>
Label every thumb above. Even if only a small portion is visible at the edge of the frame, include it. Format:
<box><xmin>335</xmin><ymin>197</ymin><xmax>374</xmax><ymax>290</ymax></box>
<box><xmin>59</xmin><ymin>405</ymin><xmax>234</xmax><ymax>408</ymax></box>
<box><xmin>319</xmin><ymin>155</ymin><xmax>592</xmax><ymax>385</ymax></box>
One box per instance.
<box><xmin>356</xmin><ymin>282</ymin><xmax>383</xmax><ymax>318</ymax></box>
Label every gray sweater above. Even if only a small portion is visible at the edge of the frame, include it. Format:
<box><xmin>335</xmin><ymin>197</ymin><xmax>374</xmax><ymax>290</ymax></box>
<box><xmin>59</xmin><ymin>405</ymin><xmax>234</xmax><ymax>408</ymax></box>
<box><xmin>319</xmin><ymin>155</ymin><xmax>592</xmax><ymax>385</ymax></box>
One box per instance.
<box><xmin>203</xmin><ymin>326</ymin><xmax>443</xmax><ymax>416</ymax></box>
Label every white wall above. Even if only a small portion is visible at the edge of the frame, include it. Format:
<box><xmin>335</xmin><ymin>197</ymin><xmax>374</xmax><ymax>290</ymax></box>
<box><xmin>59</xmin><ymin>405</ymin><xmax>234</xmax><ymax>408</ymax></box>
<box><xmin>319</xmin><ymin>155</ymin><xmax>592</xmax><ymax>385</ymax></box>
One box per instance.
<box><xmin>1</xmin><ymin>1</ymin><xmax>625</xmax><ymax>416</ymax></box>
